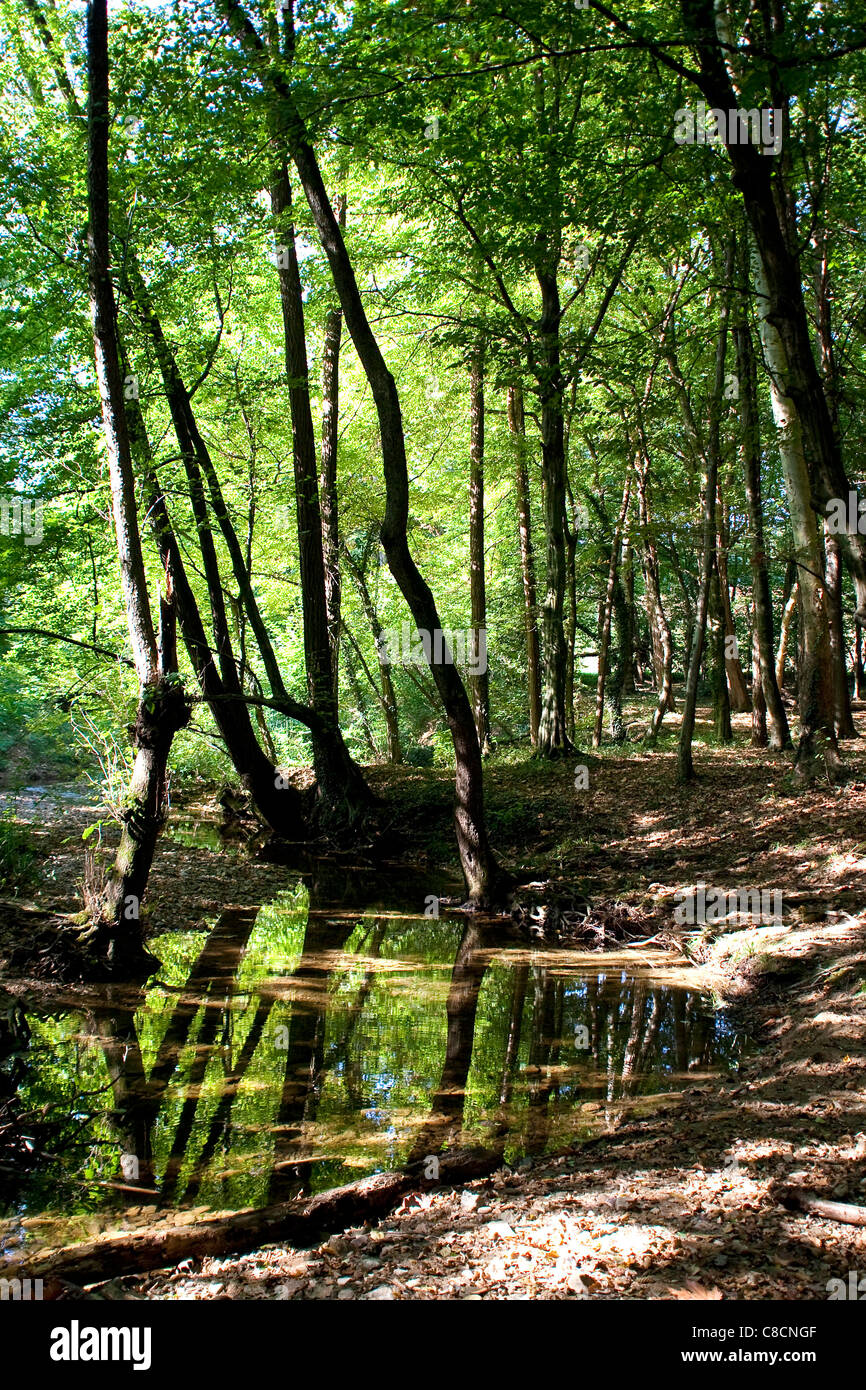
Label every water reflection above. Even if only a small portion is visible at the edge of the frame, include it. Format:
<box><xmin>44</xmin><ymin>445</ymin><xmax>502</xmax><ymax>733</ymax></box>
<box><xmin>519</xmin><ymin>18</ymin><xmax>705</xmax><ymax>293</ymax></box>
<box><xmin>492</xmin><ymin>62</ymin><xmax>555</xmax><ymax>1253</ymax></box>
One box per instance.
<box><xmin>0</xmin><ymin>879</ymin><xmax>745</xmax><ymax>1252</ymax></box>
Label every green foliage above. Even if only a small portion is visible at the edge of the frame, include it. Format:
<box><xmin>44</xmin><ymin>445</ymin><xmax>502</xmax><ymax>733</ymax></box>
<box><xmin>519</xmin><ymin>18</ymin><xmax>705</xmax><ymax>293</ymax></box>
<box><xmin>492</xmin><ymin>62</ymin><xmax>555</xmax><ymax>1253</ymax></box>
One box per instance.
<box><xmin>0</xmin><ymin>812</ymin><xmax>36</xmax><ymax>894</ymax></box>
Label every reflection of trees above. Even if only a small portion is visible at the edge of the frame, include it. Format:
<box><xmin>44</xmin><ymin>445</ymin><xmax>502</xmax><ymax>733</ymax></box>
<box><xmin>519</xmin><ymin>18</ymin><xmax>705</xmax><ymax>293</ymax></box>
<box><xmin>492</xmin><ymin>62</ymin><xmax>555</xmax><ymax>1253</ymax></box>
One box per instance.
<box><xmin>409</xmin><ymin>922</ymin><xmax>491</xmax><ymax>1163</ymax></box>
<box><xmin>89</xmin><ymin>907</ymin><xmax>260</xmax><ymax>1205</ymax></box>
<box><xmin>20</xmin><ymin>895</ymin><xmax>739</xmax><ymax>1216</ymax></box>
<box><xmin>267</xmin><ymin>915</ymin><xmax>387</xmax><ymax>1203</ymax></box>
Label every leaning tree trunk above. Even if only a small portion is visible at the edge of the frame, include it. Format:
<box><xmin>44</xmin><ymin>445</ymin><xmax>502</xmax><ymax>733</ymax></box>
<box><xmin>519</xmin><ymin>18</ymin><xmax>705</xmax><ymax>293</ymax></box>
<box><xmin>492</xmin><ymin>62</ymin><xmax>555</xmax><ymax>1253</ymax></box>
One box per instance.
<box><xmin>776</xmin><ymin>581</ymin><xmax>799</xmax><ymax>694</ymax></box>
<box><xmin>123</xmin><ymin>270</ymin><xmax>315</xmax><ymax>833</ymax></box>
<box><xmin>219</xmin><ymin>4</ymin><xmax>502</xmax><ymax>899</ymax></box>
<box><xmin>269</xmin><ymin>154</ymin><xmax>372</xmax><ymax>825</ymax></box>
<box><xmin>84</xmin><ymin>0</ymin><xmax>189</xmax><ymax>973</ymax></box>
<box><xmin>468</xmin><ymin>348</ymin><xmax>492</xmax><ymax>754</ymax></box>
<box><xmin>690</xmin><ymin>0</ymin><xmax>866</xmax><ymax>624</ymax></box>
<box><xmin>508</xmin><ymin>385</ymin><xmax>541</xmax><ymax>747</ymax></box>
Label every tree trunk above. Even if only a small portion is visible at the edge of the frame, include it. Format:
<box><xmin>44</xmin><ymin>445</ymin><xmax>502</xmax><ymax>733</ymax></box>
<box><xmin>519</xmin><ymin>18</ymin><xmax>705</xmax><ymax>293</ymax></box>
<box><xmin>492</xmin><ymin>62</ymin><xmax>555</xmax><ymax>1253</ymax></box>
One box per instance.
<box><xmin>620</xmin><ymin>535</ymin><xmax>635</xmax><ymax>696</ymax></box>
<box><xmin>319</xmin><ymin>193</ymin><xmax>346</xmax><ymax>701</ymax></box>
<box><xmin>709</xmin><ymin>564</ymin><xmax>733</xmax><ymax>743</ymax></box>
<box><xmin>678</xmin><ymin>242</ymin><xmax>732</xmax><ymax>781</ymax></box>
<box><xmin>593</xmin><ymin>476</ymin><xmax>631</xmax><ymax>747</ymax></box>
<box><xmin>468</xmin><ymin>348</ymin><xmax>492</xmax><ymax>754</ymax></box>
<box><xmin>637</xmin><ymin>462</ymin><xmax>675</xmax><ymax>742</ymax></box>
<box><xmin>344</xmin><ymin>543</ymin><xmax>403</xmax><ymax>766</ymax></box>
<box><xmin>776</xmin><ymin>583</ymin><xmax>799</xmax><ymax>693</ymax></box>
<box><xmin>251</xmin><ymin>50</ymin><xmax>502</xmax><ymax>899</ymax></box>
<box><xmin>751</xmin><ymin>612</ymin><xmax>768</xmax><ymax>747</ymax></box>
<box><xmin>508</xmin><ymin>386</ymin><xmax>541</xmax><ymax>746</ymax></box>
<box><xmin>84</xmin><ymin>0</ymin><xmax>189</xmax><ymax>972</ymax></box>
<box><xmin>734</xmin><ymin>294</ymin><xmax>791</xmax><ymax>749</ymax></box>
<box><xmin>716</xmin><ymin>487</ymin><xmax>750</xmax><ymax>712</ymax></box>
<box><xmin>11</xmin><ymin>1147</ymin><xmax>501</xmax><ymax>1287</ymax></box>
<box><xmin>824</xmin><ymin>523</ymin><xmax>857</xmax><ymax>739</ymax></box>
<box><xmin>751</xmin><ymin>243</ymin><xmax>841</xmax><ymax>778</ymax></box>
<box><xmin>686</xmin><ymin>0</ymin><xmax>866</xmax><ymax>624</ymax></box>
<box><xmin>269</xmin><ymin>156</ymin><xmax>372</xmax><ymax>825</ymax></box>
<box><xmin>536</xmin><ymin>261</ymin><xmax>571</xmax><ymax>758</ymax></box>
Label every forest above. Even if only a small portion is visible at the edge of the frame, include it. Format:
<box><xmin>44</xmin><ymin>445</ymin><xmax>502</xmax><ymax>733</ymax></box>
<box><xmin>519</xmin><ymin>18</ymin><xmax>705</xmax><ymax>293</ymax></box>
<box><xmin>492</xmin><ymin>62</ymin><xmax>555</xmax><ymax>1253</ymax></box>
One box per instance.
<box><xmin>1</xmin><ymin>0</ymin><xmax>866</xmax><ymax>1333</ymax></box>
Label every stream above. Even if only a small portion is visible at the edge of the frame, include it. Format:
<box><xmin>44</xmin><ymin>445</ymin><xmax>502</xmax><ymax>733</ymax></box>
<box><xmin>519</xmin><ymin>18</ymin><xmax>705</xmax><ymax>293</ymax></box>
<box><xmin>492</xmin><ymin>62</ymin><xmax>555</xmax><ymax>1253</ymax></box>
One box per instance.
<box><xmin>0</xmin><ymin>858</ymin><xmax>747</xmax><ymax>1262</ymax></box>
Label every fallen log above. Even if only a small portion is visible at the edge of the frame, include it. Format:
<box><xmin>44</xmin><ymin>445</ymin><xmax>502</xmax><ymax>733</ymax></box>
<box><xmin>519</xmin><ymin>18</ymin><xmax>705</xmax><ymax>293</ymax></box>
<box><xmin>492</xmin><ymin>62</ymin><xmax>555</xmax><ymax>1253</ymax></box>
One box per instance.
<box><xmin>8</xmin><ymin>1148</ymin><xmax>501</xmax><ymax>1287</ymax></box>
<box><xmin>779</xmin><ymin>1187</ymin><xmax>866</xmax><ymax>1226</ymax></box>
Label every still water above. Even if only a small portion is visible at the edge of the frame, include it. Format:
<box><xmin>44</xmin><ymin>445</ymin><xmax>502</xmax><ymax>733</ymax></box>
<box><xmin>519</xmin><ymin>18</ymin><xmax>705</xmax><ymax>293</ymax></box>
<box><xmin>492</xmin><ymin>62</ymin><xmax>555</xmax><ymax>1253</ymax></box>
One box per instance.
<box><xmin>0</xmin><ymin>874</ymin><xmax>745</xmax><ymax>1256</ymax></box>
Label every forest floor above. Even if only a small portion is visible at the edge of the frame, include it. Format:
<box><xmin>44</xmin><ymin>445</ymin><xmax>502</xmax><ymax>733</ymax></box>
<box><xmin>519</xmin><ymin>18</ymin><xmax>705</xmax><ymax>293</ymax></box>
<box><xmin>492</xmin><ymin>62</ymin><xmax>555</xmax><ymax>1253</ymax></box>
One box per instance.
<box><xmin>4</xmin><ymin>697</ymin><xmax>866</xmax><ymax>1299</ymax></box>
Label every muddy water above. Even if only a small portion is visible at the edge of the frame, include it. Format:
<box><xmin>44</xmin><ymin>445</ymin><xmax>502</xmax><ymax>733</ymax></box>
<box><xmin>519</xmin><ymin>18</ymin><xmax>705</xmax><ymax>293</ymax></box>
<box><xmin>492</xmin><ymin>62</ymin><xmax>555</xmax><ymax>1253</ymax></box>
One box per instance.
<box><xmin>0</xmin><ymin>878</ymin><xmax>745</xmax><ymax>1259</ymax></box>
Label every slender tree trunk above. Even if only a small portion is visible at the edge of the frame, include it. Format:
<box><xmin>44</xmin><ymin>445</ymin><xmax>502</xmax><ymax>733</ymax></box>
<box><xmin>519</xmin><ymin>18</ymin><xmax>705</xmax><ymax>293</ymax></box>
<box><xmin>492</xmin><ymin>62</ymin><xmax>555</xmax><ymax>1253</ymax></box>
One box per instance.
<box><xmin>620</xmin><ymin>535</ymin><xmax>635</xmax><ymax>696</ymax></box>
<box><xmin>84</xmin><ymin>0</ymin><xmax>189</xmax><ymax>971</ymax></box>
<box><xmin>751</xmin><ymin>611</ymin><xmax>768</xmax><ymax>746</ymax></box>
<box><xmin>213</xmin><ymin>0</ymin><xmax>507</xmax><ymax>902</ymax></box>
<box><xmin>824</xmin><ymin>523</ymin><xmax>857</xmax><ymax>739</ymax></box>
<box><xmin>716</xmin><ymin>487</ymin><xmax>750</xmax><ymax>711</ymax></box>
<box><xmin>709</xmin><ymin>565</ymin><xmax>733</xmax><ymax>743</ymax></box>
<box><xmin>320</xmin><ymin>193</ymin><xmax>346</xmax><ymax>701</ymax></box>
<box><xmin>593</xmin><ymin>477</ymin><xmax>631</xmax><ymax>747</ymax></box>
<box><xmin>123</xmin><ymin>270</ymin><xmax>322</xmax><ymax>830</ymax></box>
<box><xmin>637</xmin><ymin>463</ymin><xmax>675</xmax><ymax>742</ymax></box>
<box><xmin>751</xmin><ymin>244</ymin><xmax>841</xmax><ymax>778</ymax></box>
<box><xmin>565</xmin><ymin>515</ymin><xmax>578</xmax><ymax>743</ymax></box>
<box><xmin>344</xmin><ymin>545</ymin><xmax>403</xmax><ymax>766</ymax></box>
<box><xmin>269</xmin><ymin>156</ymin><xmax>372</xmax><ymax>823</ymax></box>
<box><xmin>776</xmin><ymin>583</ymin><xmax>799</xmax><ymax>693</ymax></box>
<box><xmin>688</xmin><ymin>0</ymin><xmax>866</xmax><ymax>623</ymax></box>
<box><xmin>734</xmin><ymin>294</ymin><xmax>791</xmax><ymax>749</ymax></box>
<box><xmin>536</xmin><ymin>263</ymin><xmax>571</xmax><ymax>758</ymax></box>
<box><xmin>678</xmin><ymin>242</ymin><xmax>732</xmax><ymax>782</ymax></box>
<box><xmin>468</xmin><ymin>349</ymin><xmax>491</xmax><ymax>754</ymax></box>
<box><xmin>508</xmin><ymin>387</ymin><xmax>541</xmax><ymax>747</ymax></box>
<box><xmin>342</xmin><ymin>643</ymin><xmax>379</xmax><ymax>760</ymax></box>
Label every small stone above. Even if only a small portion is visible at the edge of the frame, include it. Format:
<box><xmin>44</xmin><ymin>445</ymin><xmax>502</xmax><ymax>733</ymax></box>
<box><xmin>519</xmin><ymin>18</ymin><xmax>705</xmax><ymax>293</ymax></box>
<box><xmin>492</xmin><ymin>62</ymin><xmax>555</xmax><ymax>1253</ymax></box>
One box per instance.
<box><xmin>461</xmin><ymin>1192</ymin><xmax>479</xmax><ymax>1212</ymax></box>
<box><xmin>366</xmin><ymin>1285</ymin><xmax>395</xmax><ymax>1300</ymax></box>
<box><xmin>360</xmin><ymin>1256</ymin><xmax>382</xmax><ymax>1271</ymax></box>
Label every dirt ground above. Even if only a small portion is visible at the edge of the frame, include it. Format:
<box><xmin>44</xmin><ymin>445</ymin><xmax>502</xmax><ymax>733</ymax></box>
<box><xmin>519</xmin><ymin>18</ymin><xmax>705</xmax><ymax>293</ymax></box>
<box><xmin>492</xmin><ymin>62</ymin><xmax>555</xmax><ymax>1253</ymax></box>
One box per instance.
<box><xmin>5</xmin><ymin>701</ymin><xmax>866</xmax><ymax>1300</ymax></box>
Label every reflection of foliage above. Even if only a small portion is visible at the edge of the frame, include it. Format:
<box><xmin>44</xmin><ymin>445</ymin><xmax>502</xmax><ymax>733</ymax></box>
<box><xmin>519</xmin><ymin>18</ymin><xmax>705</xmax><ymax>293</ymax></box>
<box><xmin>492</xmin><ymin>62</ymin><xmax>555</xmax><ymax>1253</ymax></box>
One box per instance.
<box><xmin>7</xmin><ymin>900</ymin><xmax>746</xmax><ymax>1237</ymax></box>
